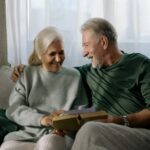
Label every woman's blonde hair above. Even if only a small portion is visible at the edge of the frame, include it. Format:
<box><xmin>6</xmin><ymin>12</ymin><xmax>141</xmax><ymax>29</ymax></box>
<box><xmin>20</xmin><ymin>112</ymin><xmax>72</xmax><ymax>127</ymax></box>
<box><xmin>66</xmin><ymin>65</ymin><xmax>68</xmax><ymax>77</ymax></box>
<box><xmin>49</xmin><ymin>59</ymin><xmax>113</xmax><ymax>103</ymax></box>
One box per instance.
<box><xmin>28</xmin><ymin>50</ymin><xmax>41</xmax><ymax>65</ymax></box>
<box><xmin>28</xmin><ymin>26</ymin><xmax>63</xmax><ymax>65</ymax></box>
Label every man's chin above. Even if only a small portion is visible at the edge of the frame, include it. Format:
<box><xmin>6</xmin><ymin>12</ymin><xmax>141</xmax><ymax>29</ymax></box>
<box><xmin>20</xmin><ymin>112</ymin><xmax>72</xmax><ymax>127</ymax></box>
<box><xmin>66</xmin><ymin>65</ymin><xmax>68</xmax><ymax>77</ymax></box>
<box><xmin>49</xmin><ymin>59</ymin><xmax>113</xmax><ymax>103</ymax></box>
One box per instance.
<box><xmin>92</xmin><ymin>63</ymin><xmax>102</xmax><ymax>69</ymax></box>
<box><xmin>92</xmin><ymin>64</ymin><xmax>97</xmax><ymax>68</ymax></box>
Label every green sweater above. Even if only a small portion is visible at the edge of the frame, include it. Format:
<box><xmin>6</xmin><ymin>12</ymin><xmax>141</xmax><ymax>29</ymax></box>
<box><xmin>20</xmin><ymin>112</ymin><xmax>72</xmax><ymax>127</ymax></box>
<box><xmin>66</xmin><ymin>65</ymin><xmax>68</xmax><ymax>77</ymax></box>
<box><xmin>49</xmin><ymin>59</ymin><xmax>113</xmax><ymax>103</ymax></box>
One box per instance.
<box><xmin>5</xmin><ymin>66</ymin><xmax>88</xmax><ymax>142</ymax></box>
<box><xmin>77</xmin><ymin>53</ymin><xmax>150</xmax><ymax>115</ymax></box>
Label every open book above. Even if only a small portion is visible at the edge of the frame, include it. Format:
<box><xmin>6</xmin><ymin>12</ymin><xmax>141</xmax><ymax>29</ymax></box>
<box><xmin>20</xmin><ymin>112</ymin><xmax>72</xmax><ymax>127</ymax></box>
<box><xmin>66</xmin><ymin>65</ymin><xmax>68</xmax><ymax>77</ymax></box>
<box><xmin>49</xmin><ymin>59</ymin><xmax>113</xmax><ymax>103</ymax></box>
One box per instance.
<box><xmin>52</xmin><ymin>108</ymin><xmax>108</xmax><ymax>131</ymax></box>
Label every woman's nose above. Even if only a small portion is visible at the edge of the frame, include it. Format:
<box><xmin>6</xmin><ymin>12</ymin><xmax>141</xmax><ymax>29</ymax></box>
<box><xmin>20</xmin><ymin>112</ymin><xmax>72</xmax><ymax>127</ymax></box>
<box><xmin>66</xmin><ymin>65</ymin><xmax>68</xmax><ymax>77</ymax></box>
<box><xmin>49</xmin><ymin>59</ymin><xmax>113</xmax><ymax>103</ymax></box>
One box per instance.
<box><xmin>55</xmin><ymin>54</ymin><xmax>61</xmax><ymax>62</ymax></box>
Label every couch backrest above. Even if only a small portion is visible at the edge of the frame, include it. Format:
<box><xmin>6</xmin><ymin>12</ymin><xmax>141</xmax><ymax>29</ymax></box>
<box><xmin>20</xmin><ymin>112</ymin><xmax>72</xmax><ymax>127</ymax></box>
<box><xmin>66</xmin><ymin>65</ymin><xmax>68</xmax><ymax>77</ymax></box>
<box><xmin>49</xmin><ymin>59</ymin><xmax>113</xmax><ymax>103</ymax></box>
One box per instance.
<box><xmin>0</xmin><ymin>66</ymin><xmax>14</xmax><ymax>109</ymax></box>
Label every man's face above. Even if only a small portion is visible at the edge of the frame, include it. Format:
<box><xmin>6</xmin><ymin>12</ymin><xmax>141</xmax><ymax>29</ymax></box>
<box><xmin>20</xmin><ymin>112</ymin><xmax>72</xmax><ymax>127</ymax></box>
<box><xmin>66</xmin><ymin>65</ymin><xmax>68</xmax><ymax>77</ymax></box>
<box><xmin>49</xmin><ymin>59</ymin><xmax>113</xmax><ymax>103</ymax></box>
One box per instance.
<box><xmin>41</xmin><ymin>41</ymin><xmax>65</xmax><ymax>72</ymax></box>
<box><xmin>82</xmin><ymin>30</ymin><xmax>104</xmax><ymax>68</ymax></box>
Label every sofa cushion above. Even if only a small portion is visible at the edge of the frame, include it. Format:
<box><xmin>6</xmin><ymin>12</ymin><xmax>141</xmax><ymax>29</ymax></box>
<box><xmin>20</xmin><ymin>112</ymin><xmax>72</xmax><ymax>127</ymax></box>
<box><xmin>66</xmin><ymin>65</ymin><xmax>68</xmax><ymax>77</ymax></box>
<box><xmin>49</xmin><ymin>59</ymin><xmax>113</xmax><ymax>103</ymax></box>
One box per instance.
<box><xmin>0</xmin><ymin>109</ymin><xmax>19</xmax><ymax>144</ymax></box>
<box><xmin>0</xmin><ymin>66</ymin><xmax>14</xmax><ymax>109</ymax></box>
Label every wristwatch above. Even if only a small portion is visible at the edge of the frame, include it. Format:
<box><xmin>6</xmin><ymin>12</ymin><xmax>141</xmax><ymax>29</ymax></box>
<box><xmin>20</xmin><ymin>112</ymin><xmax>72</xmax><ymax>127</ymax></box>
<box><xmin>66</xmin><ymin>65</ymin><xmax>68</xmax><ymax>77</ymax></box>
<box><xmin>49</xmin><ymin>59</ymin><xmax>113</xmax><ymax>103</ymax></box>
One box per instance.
<box><xmin>122</xmin><ymin>115</ymin><xmax>130</xmax><ymax>126</ymax></box>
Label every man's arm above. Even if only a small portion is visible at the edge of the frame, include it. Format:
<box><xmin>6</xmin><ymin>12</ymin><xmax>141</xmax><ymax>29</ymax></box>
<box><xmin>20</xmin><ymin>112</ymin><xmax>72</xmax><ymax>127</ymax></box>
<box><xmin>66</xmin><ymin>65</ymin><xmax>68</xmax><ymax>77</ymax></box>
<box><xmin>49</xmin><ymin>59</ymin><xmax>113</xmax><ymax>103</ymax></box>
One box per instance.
<box><xmin>106</xmin><ymin>109</ymin><xmax>150</xmax><ymax>128</ymax></box>
<box><xmin>124</xmin><ymin>109</ymin><xmax>150</xmax><ymax>128</ymax></box>
<box><xmin>11</xmin><ymin>64</ymin><xmax>25</xmax><ymax>82</ymax></box>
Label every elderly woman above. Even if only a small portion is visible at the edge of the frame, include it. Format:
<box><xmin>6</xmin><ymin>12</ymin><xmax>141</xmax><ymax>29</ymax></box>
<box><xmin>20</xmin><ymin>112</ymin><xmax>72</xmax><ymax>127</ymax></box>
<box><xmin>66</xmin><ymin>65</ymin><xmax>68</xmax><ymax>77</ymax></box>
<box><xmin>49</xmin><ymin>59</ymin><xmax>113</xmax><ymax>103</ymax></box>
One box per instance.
<box><xmin>0</xmin><ymin>27</ymin><xmax>88</xmax><ymax>150</ymax></box>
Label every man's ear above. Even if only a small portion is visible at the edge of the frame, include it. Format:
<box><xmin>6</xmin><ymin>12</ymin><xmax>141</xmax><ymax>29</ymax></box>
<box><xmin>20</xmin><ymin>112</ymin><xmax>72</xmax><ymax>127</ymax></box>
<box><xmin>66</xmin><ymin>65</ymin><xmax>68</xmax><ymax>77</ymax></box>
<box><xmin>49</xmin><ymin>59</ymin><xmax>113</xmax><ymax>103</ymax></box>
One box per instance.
<box><xmin>100</xmin><ymin>35</ymin><xmax>108</xmax><ymax>50</ymax></box>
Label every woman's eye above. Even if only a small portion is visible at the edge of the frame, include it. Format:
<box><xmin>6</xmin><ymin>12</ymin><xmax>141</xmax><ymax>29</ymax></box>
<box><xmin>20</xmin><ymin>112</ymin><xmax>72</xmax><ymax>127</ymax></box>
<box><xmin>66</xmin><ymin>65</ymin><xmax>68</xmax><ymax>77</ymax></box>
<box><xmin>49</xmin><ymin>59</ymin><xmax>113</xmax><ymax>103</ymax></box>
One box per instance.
<box><xmin>49</xmin><ymin>52</ymin><xmax>55</xmax><ymax>56</ymax></box>
<box><xmin>59</xmin><ymin>51</ymin><xmax>64</xmax><ymax>55</ymax></box>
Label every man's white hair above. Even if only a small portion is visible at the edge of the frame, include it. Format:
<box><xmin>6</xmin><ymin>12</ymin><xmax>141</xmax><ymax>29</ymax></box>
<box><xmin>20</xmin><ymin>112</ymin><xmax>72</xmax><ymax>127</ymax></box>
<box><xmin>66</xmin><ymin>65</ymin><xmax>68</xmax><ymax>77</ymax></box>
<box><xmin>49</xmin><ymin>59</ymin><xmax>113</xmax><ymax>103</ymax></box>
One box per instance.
<box><xmin>81</xmin><ymin>18</ymin><xmax>117</xmax><ymax>42</ymax></box>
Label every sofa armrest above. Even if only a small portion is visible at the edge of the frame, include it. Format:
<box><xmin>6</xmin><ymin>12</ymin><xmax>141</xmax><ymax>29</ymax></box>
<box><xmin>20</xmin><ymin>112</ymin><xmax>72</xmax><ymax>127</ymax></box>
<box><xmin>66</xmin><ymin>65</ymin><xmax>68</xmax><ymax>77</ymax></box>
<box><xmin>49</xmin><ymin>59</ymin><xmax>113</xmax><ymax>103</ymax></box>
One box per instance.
<box><xmin>0</xmin><ymin>66</ymin><xmax>14</xmax><ymax>109</ymax></box>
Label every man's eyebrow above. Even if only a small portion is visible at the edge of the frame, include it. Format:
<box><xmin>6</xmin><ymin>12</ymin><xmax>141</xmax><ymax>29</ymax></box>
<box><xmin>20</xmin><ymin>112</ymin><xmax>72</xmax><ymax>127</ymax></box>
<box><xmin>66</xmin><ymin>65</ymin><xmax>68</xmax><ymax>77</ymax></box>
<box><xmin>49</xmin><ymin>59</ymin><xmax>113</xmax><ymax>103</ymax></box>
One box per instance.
<box><xmin>82</xmin><ymin>42</ymin><xmax>89</xmax><ymax>45</ymax></box>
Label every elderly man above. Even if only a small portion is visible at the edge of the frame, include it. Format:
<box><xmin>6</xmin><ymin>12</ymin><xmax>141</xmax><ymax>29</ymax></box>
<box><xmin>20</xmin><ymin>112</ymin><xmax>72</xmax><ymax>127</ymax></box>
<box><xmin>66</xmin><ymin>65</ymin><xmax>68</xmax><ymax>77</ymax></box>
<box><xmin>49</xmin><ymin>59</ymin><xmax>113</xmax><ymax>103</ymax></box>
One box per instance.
<box><xmin>71</xmin><ymin>18</ymin><xmax>150</xmax><ymax>150</ymax></box>
<box><xmin>11</xmin><ymin>18</ymin><xmax>150</xmax><ymax>150</ymax></box>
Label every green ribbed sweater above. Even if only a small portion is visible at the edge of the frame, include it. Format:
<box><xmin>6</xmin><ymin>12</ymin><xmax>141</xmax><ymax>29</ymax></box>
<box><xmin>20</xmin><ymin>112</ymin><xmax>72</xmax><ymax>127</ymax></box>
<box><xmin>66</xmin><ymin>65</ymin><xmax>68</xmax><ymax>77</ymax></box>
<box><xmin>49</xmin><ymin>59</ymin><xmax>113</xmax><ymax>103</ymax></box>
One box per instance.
<box><xmin>77</xmin><ymin>53</ymin><xmax>150</xmax><ymax>115</ymax></box>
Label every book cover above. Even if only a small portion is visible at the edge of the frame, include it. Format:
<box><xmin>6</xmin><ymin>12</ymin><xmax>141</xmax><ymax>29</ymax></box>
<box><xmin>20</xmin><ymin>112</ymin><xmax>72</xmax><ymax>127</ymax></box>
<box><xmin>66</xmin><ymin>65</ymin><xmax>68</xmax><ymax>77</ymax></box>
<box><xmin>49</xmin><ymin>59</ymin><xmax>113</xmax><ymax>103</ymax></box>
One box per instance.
<box><xmin>52</xmin><ymin>108</ymin><xmax>108</xmax><ymax>131</ymax></box>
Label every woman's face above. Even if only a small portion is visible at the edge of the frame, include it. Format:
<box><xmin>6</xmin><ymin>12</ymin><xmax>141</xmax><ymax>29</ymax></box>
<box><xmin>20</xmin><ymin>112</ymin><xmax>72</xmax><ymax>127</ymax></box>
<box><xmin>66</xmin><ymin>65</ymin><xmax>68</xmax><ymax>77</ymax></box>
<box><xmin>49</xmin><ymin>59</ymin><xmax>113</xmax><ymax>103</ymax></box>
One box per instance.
<box><xmin>41</xmin><ymin>40</ymin><xmax>65</xmax><ymax>72</ymax></box>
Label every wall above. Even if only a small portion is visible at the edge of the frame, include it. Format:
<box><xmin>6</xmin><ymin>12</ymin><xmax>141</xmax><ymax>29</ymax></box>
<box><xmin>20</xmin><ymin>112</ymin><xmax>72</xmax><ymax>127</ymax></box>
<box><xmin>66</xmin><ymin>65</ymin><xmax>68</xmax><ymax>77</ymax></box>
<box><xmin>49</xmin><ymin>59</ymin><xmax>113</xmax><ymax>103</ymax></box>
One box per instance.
<box><xmin>0</xmin><ymin>0</ymin><xmax>8</xmax><ymax>66</ymax></box>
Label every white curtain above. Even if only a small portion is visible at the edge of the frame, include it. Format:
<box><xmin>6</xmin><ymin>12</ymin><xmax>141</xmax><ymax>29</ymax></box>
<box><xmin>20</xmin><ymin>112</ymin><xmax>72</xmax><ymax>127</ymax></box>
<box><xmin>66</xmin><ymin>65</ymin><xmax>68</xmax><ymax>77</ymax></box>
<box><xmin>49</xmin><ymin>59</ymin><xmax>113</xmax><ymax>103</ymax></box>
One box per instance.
<box><xmin>5</xmin><ymin>0</ymin><xmax>150</xmax><ymax>67</ymax></box>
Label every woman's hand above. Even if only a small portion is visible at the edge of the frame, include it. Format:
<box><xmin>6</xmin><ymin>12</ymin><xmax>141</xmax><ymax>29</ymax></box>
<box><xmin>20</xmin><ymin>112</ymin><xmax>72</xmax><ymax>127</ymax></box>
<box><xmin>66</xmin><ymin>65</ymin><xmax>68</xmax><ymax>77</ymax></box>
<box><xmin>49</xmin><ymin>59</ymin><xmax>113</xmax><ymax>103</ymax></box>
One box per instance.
<box><xmin>52</xmin><ymin>129</ymin><xmax>65</xmax><ymax>137</ymax></box>
<box><xmin>40</xmin><ymin>110</ymin><xmax>64</xmax><ymax>127</ymax></box>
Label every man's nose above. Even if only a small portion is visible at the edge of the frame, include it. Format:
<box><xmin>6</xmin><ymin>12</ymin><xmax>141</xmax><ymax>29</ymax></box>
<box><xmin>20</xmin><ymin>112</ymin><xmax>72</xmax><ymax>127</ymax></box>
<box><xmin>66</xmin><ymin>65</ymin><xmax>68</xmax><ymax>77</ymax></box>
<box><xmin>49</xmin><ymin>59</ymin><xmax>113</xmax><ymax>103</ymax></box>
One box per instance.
<box><xmin>83</xmin><ymin>50</ymin><xmax>93</xmax><ymax>59</ymax></box>
<box><xmin>83</xmin><ymin>50</ymin><xmax>89</xmax><ymax>57</ymax></box>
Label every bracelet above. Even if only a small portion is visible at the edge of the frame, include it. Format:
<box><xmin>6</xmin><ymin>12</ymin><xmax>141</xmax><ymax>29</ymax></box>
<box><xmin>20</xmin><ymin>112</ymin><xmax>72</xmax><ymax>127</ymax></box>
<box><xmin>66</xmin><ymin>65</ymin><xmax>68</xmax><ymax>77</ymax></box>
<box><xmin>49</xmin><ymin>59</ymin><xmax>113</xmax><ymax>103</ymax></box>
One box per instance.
<box><xmin>122</xmin><ymin>115</ymin><xmax>130</xmax><ymax>126</ymax></box>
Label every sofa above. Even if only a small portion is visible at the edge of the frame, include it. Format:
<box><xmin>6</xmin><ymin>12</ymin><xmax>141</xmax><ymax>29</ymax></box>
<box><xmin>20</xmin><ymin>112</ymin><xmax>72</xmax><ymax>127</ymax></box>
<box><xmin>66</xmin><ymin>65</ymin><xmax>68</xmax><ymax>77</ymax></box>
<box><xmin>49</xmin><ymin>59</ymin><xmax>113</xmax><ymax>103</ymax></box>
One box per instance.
<box><xmin>0</xmin><ymin>65</ymin><xmax>14</xmax><ymax>109</ymax></box>
<box><xmin>0</xmin><ymin>65</ymin><xmax>19</xmax><ymax>144</ymax></box>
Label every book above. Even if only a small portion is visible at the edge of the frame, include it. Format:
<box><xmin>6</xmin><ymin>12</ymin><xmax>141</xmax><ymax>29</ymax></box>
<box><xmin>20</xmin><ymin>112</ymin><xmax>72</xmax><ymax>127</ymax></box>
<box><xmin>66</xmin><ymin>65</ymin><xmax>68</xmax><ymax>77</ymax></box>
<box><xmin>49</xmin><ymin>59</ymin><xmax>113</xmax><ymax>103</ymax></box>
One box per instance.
<box><xmin>52</xmin><ymin>108</ymin><xmax>108</xmax><ymax>131</ymax></box>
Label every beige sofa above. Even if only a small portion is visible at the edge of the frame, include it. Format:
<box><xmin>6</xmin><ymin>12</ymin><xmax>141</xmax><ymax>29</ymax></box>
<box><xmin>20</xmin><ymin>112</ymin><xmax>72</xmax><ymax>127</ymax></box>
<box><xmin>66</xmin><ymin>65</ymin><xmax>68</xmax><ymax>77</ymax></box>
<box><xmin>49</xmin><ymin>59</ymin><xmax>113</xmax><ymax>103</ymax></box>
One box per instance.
<box><xmin>0</xmin><ymin>65</ymin><xmax>14</xmax><ymax>109</ymax></box>
<box><xmin>0</xmin><ymin>65</ymin><xmax>18</xmax><ymax>145</ymax></box>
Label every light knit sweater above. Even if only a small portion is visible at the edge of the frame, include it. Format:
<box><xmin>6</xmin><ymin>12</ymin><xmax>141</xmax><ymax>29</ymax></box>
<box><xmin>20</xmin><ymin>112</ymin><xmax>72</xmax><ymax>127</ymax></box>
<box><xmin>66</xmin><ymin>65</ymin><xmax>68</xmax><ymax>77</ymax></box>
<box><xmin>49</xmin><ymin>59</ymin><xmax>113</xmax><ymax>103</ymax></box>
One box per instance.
<box><xmin>5</xmin><ymin>66</ymin><xmax>88</xmax><ymax>142</ymax></box>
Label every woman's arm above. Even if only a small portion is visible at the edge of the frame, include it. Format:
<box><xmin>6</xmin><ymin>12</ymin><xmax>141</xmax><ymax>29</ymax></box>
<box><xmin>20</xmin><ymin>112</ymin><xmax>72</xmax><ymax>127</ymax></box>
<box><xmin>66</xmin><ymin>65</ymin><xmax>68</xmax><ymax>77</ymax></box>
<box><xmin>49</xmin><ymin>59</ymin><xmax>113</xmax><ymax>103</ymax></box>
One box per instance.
<box><xmin>7</xmin><ymin>70</ymin><xmax>44</xmax><ymax>127</ymax></box>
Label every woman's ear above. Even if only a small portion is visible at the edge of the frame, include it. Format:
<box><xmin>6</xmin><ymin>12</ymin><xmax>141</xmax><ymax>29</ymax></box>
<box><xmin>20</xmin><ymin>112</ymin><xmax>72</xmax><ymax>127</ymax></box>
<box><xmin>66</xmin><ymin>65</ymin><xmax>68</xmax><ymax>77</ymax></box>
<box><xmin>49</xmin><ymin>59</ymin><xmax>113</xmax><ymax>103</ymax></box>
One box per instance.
<box><xmin>38</xmin><ymin>54</ymin><xmax>42</xmax><ymax>60</ymax></box>
<box><xmin>100</xmin><ymin>35</ymin><xmax>108</xmax><ymax>50</ymax></box>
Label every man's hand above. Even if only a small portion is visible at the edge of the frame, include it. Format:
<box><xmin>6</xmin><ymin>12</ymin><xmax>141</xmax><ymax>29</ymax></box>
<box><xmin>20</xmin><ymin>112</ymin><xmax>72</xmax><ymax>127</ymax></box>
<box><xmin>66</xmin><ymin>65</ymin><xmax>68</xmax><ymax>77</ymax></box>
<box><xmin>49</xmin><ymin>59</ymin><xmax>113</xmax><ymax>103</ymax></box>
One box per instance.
<box><xmin>11</xmin><ymin>64</ymin><xmax>25</xmax><ymax>82</ymax></box>
<box><xmin>95</xmin><ymin>115</ymin><xmax>124</xmax><ymax>125</ymax></box>
<box><xmin>95</xmin><ymin>109</ymin><xmax>150</xmax><ymax>128</ymax></box>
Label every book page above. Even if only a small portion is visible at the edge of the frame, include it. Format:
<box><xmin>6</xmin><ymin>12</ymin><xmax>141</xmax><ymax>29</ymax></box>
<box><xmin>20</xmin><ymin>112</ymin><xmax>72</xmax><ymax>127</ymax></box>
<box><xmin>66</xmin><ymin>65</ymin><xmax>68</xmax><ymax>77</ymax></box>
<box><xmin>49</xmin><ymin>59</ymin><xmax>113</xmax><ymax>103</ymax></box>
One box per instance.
<box><xmin>80</xmin><ymin>111</ymin><xmax>108</xmax><ymax>124</ymax></box>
